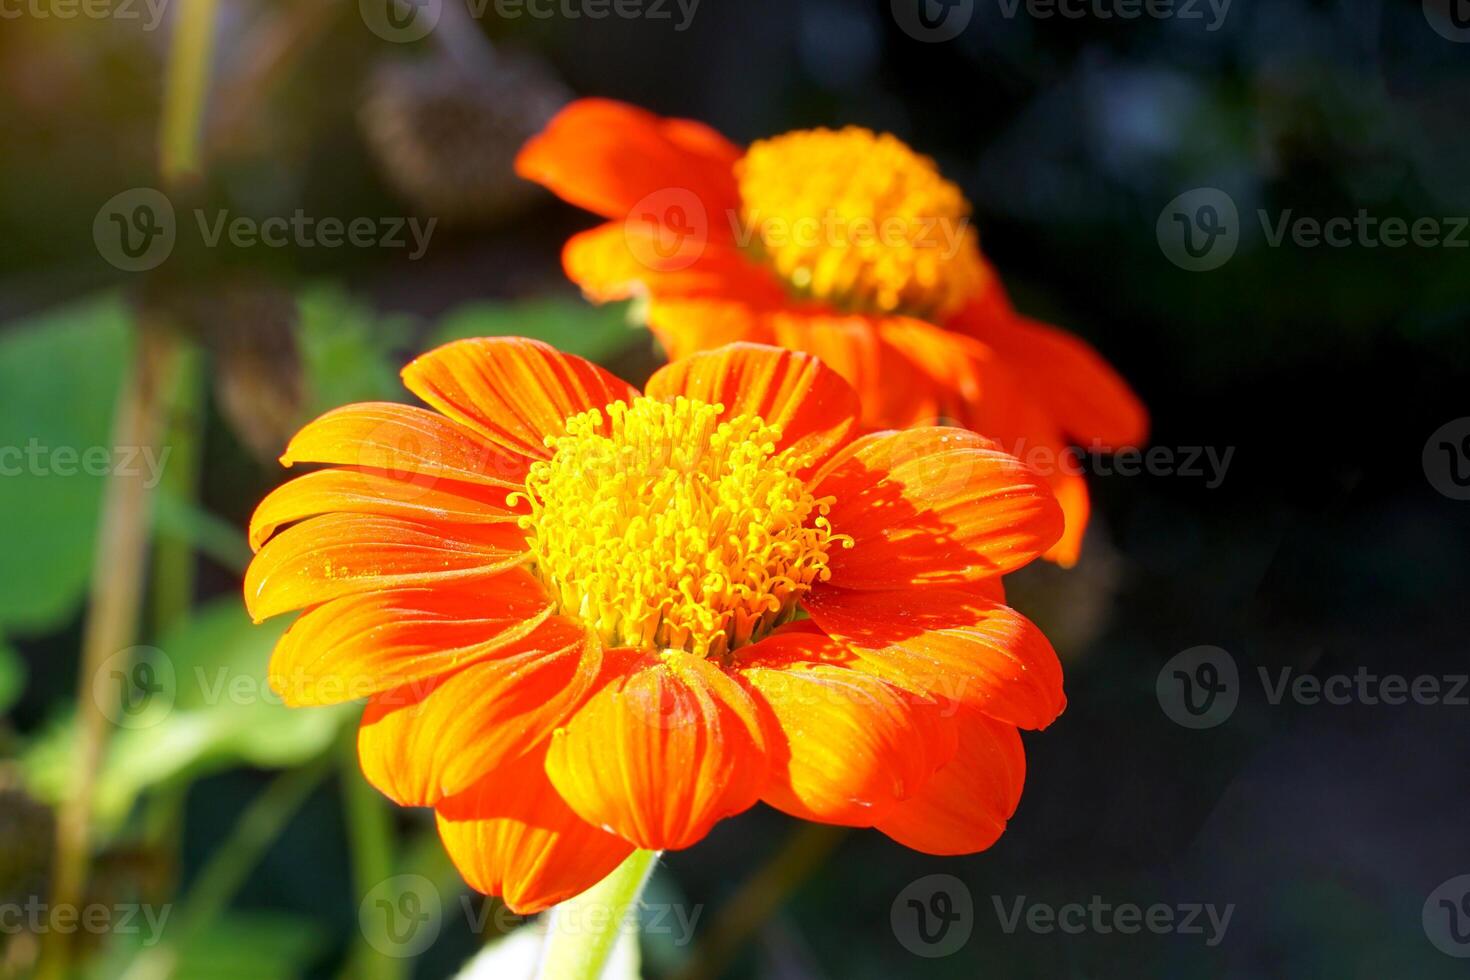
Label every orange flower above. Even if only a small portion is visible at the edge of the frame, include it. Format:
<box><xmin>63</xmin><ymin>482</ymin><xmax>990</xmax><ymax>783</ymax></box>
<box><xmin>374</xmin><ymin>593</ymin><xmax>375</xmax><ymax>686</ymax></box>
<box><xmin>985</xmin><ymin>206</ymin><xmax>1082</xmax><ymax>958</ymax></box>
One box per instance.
<box><xmin>245</xmin><ymin>338</ymin><xmax>1066</xmax><ymax>913</ymax></box>
<box><xmin>516</xmin><ymin>99</ymin><xmax>1149</xmax><ymax>565</ymax></box>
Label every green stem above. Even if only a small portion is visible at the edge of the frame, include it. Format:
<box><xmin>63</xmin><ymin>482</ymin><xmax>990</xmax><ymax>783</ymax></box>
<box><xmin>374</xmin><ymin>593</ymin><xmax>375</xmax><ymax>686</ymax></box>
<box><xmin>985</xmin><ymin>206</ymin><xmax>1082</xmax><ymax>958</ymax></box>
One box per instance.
<box><xmin>341</xmin><ymin>740</ymin><xmax>404</xmax><ymax>980</ymax></box>
<box><xmin>151</xmin><ymin>342</ymin><xmax>202</xmax><ymax>636</ymax></box>
<box><xmin>39</xmin><ymin>324</ymin><xmax>177</xmax><ymax>980</ymax></box>
<box><xmin>159</xmin><ymin>0</ymin><xmax>218</xmax><ymax>183</ymax></box>
<box><xmin>536</xmin><ymin>850</ymin><xmax>660</xmax><ymax>980</ymax></box>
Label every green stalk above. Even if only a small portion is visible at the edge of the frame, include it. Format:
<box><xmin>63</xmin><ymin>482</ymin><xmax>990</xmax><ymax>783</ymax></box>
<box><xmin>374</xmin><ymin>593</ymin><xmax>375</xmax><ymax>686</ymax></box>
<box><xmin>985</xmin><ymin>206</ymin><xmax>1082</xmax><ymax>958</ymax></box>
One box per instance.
<box><xmin>341</xmin><ymin>740</ymin><xmax>405</xmax><ymax>980</ymax></box>
<box><xmin>536</xmin><ymin>850</ymin><xmax>660</xmax><ymax>980</ymax></box>
<box><xmin>150</xmin><ymin>341</ymin><xmax>202</xmax><ymax>635</ymax></box>
<box><xmin>39</xmin><ymin>324</ymin><xmax>177</xmax><ymax>980</ymax></box>
<box><xmin>159</xmin><ymin>0</ymin><xmax>219</xmax><ymax>182</ymax></box>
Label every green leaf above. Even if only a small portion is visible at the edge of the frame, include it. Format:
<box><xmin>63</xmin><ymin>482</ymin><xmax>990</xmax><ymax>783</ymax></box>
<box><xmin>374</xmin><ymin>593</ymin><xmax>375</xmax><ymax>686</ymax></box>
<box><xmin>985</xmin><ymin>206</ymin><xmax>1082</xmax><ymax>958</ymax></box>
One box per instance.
<box><xmin>85</xmin><ymin>911</ymin><xmax>328</xmax><ymax>980</ymax></box>
<box><xmin>431</xmin><ymin>297</ymin><xmax>644</xmax><ymax>364</ymax></box>
<box><xmin>297</xmin><ymin>285</ymin><xmax>415</xmax><ymax>413</ymax></box>
<box><xmin>23</xmin><ymin>598</ymin><xmax>353</xmax><ymax>829</ymax></box>
<box><xmin>0</xmin><ymin>639</ymin><xmax>25</xmax><ymax>715</ymax></box>
<box><xmin>0</xmin><ymin>295</ymin><xmax>131</xmax><ymax>632</ymax></box>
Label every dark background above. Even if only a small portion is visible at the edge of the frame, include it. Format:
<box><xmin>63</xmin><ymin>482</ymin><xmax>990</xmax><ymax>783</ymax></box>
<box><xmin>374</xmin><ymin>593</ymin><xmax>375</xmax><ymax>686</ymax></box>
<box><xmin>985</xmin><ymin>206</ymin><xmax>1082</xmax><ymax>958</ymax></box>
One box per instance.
<box><xmin>1</xmin><ymin>0</ymin><xmax>1468</xmax><ymax>977</ymax></box>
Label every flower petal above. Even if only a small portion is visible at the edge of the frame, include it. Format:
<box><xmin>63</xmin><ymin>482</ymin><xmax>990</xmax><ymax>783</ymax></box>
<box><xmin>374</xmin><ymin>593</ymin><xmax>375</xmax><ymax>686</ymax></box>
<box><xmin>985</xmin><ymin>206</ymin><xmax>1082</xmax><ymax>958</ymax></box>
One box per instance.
<box><xmin>874</xmin><ymin>706</ymin><xmax>1026</xmax><ymax>855</ymax></box>
<box><xmin>814</xmin><ymin>427</ymin><xmax>1063</xmax><ymax>586</ymax></box>
<box><xmin>545</xmin><ymin>650</ymin><xmax>766</xmax><ymax>851</ymax></box>
<box><xmin>804</xmin><ymin>584</ymin><xmax>1065</xmax><ymax>730</ymax></box>
<box><xmin>435</xmin><ymin>748</ymin><xmax>634</xmax><ymax>915</ymax></box>
<box><xmin>952</xmin><ymin>298</ymin><xmax>1148</xmax><ymax>450</ymax></box>
<box><xmin>768</xmin><ymin>312</ymin><xmax>944</xmax><ymax>430</ymax></box>
<box><xmin>1044</xmin><ymin>469</ymin><xmax>1090</xmax><ymax>568</ymax></box>
<box><xmin>281</xmin><ymin>402</ymin><xmax>527</xmax><ymax>488</ymax></box>
<box><xmin>643</xmin><ymin>343</ymin><xmax>860</xmax><ymax>468</ymax></box>
<box><xmin>515</xmin><ymin>97</ymin><xmax>742</xmax><ymax>221</ymax></box>
<box><xmin>358</xmin><ymin>617</ymin><xmax>600</xmax><ymax>806</ymax></box>
<box><xmin>645</xmin><ymin>297</ymin><xmax>777</xmax><ymax>362</ymax></box>
<box><xmin>401</xmin><ymin>337</ymin><xmax>638</xmax><ymax>460</ymax></box>
<box><xmin>266</xmin><ymin>571</ymin><xmax>553</xmax><ymax>706</ymax></box>
<box><xmin>243</xmin><ymin>514</ymin><xmax>526</xmax><ymax>623</ymax></box>
<box><xmin>249</xmin><ymin>467</ymin><xmax>520</xmax><ymax>552</ymax></box>
<box><xmin>733</xmin><ymin>631</ymin><xmax>956</xmax><ymax>825</ymax></box>
<box><xmin>564</xmin><ymin>222</ymin><xmax>788</xmax><ymax>306</ymax></box>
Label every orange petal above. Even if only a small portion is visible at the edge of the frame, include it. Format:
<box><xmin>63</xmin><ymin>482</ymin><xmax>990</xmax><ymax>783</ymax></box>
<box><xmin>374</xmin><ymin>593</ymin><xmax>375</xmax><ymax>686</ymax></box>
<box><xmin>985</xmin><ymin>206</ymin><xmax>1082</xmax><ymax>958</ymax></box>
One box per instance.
<box><xmin>733</xmin><ymin>631</ymin><xmax>956</xmax><ymax>825</ymax></box>
<box><xmin>358</xmin><ymin>617</ymin><xmax>600</xmax><ymax>806</ymax></box>
<box><xmin>515</xmin><ymin>97</ymin><xmax>741</xmax><ymax>222</ymax></box>
<box><xmin>643</xmin><ymin>343</ymin><xmax>860</xmax><ymax>469</ymax></box>
<box><xmin>400</xmin><ymin>337</ymin><xmax>638</xmax><ymax>460</ymax></box>
<box><xmin>282</xmin><ymin>402</ymin><xmax>528</xmax><ymax>488</ymax></box>
<box><xmin>1044</xmin><ymin>468</ymin><xmax>1090</xmax><ymax>568</ymax></box>
<box><xmin>874</xmin><ymin>706</ymin><xmax>1026</xmax><ymax>855</ymax></box>
<box><xmin>564</xmin><ymin>222</ymin><xmax>788</xmax><ymax>306</ymax></box>
<box><xmin>436</xmin><ymin>747</ymin><xmax>634</xmax><ymax>914</ymax></box>
<box><xmin>804</xmin><ymin>584</ymin><xmax>1065</xmax><ymax>730</ymax></box>
<box><xmin>243</xmin><ymin>514</ymin><xmax>526</xmax><ymax>623</ymax></box>
<box><xmin>266</xmin><ymin>571</ymin><xmax>553</xmax><ymax>706</ymax></box>
<box><xmin>951</xmin><ymin>299</ymin><xmax>1148</xmax><ymax>450</ymax></box>
<box><xmin>814</xmin><ymin>427</ymin><xmax>1063</xmax><ymax>587</ymax></box>
<box><xmin>545</xmin><ymin>650</ymin><xmax>766</xmax><ymax>851</ymax></box>
<box><xmin>645</xmin><ymin>296</ymin><xmax>776</xmax><ymax>362</ymax></box>
<box><xmin>768</xmin><ymin>312</ymin><xmax>944</xmax><ymax>430</ymax></box>
<box><xmin>249</xmin><ymin>467</ymin><xmax>521</xmax><ymax>552</ymax></box>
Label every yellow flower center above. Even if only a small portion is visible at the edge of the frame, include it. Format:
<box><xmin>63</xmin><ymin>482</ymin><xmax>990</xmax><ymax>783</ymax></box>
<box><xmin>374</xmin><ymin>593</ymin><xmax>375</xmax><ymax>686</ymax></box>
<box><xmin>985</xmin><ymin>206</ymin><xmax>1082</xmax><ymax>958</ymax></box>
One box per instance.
<box><xmin>516</xmin><ymin>397</ymin><xmax>848</xmax><ymax>660</ymax></box>
<box><xmin>736</xmin><ymin>127</ymin><xmax>992</xmax><ymax>318</ymax></box>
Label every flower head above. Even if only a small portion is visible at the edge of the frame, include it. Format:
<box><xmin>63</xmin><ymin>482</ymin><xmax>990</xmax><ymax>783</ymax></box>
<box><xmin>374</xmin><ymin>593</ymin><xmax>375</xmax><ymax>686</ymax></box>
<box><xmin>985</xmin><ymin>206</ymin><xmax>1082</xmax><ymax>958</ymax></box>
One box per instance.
<box><xmin>246</xmin><ymin>339</ymin><xmax>1066</xmax><ymax>913</ymax></box>
<box><xmin>516</xmin><ymin>99</ymin><xmax>1150</xmax><ymax>565</ymax></box>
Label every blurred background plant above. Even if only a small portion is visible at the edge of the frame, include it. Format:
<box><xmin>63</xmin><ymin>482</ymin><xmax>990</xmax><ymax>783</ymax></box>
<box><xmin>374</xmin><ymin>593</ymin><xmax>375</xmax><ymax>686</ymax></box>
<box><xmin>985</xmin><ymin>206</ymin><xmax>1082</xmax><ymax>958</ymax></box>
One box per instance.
<box><xmin>1</xmin><ymin>1</ymin><xmax>1467</xmax><ymax>978</ymax></box>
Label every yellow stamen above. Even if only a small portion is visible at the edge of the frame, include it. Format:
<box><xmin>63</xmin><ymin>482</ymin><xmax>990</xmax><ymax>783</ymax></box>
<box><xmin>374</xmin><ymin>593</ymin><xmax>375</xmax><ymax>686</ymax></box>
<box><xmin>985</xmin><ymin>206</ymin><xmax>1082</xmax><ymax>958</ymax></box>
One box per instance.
<box><xmin>515</xmin><ymin>397</ymin><xmax>850</xmax><ymax>660</ymax></box>
<box><xmin>736</xmin><ymin>127</ymin><xmax>992</xmax><ymax>318</ymax></box>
